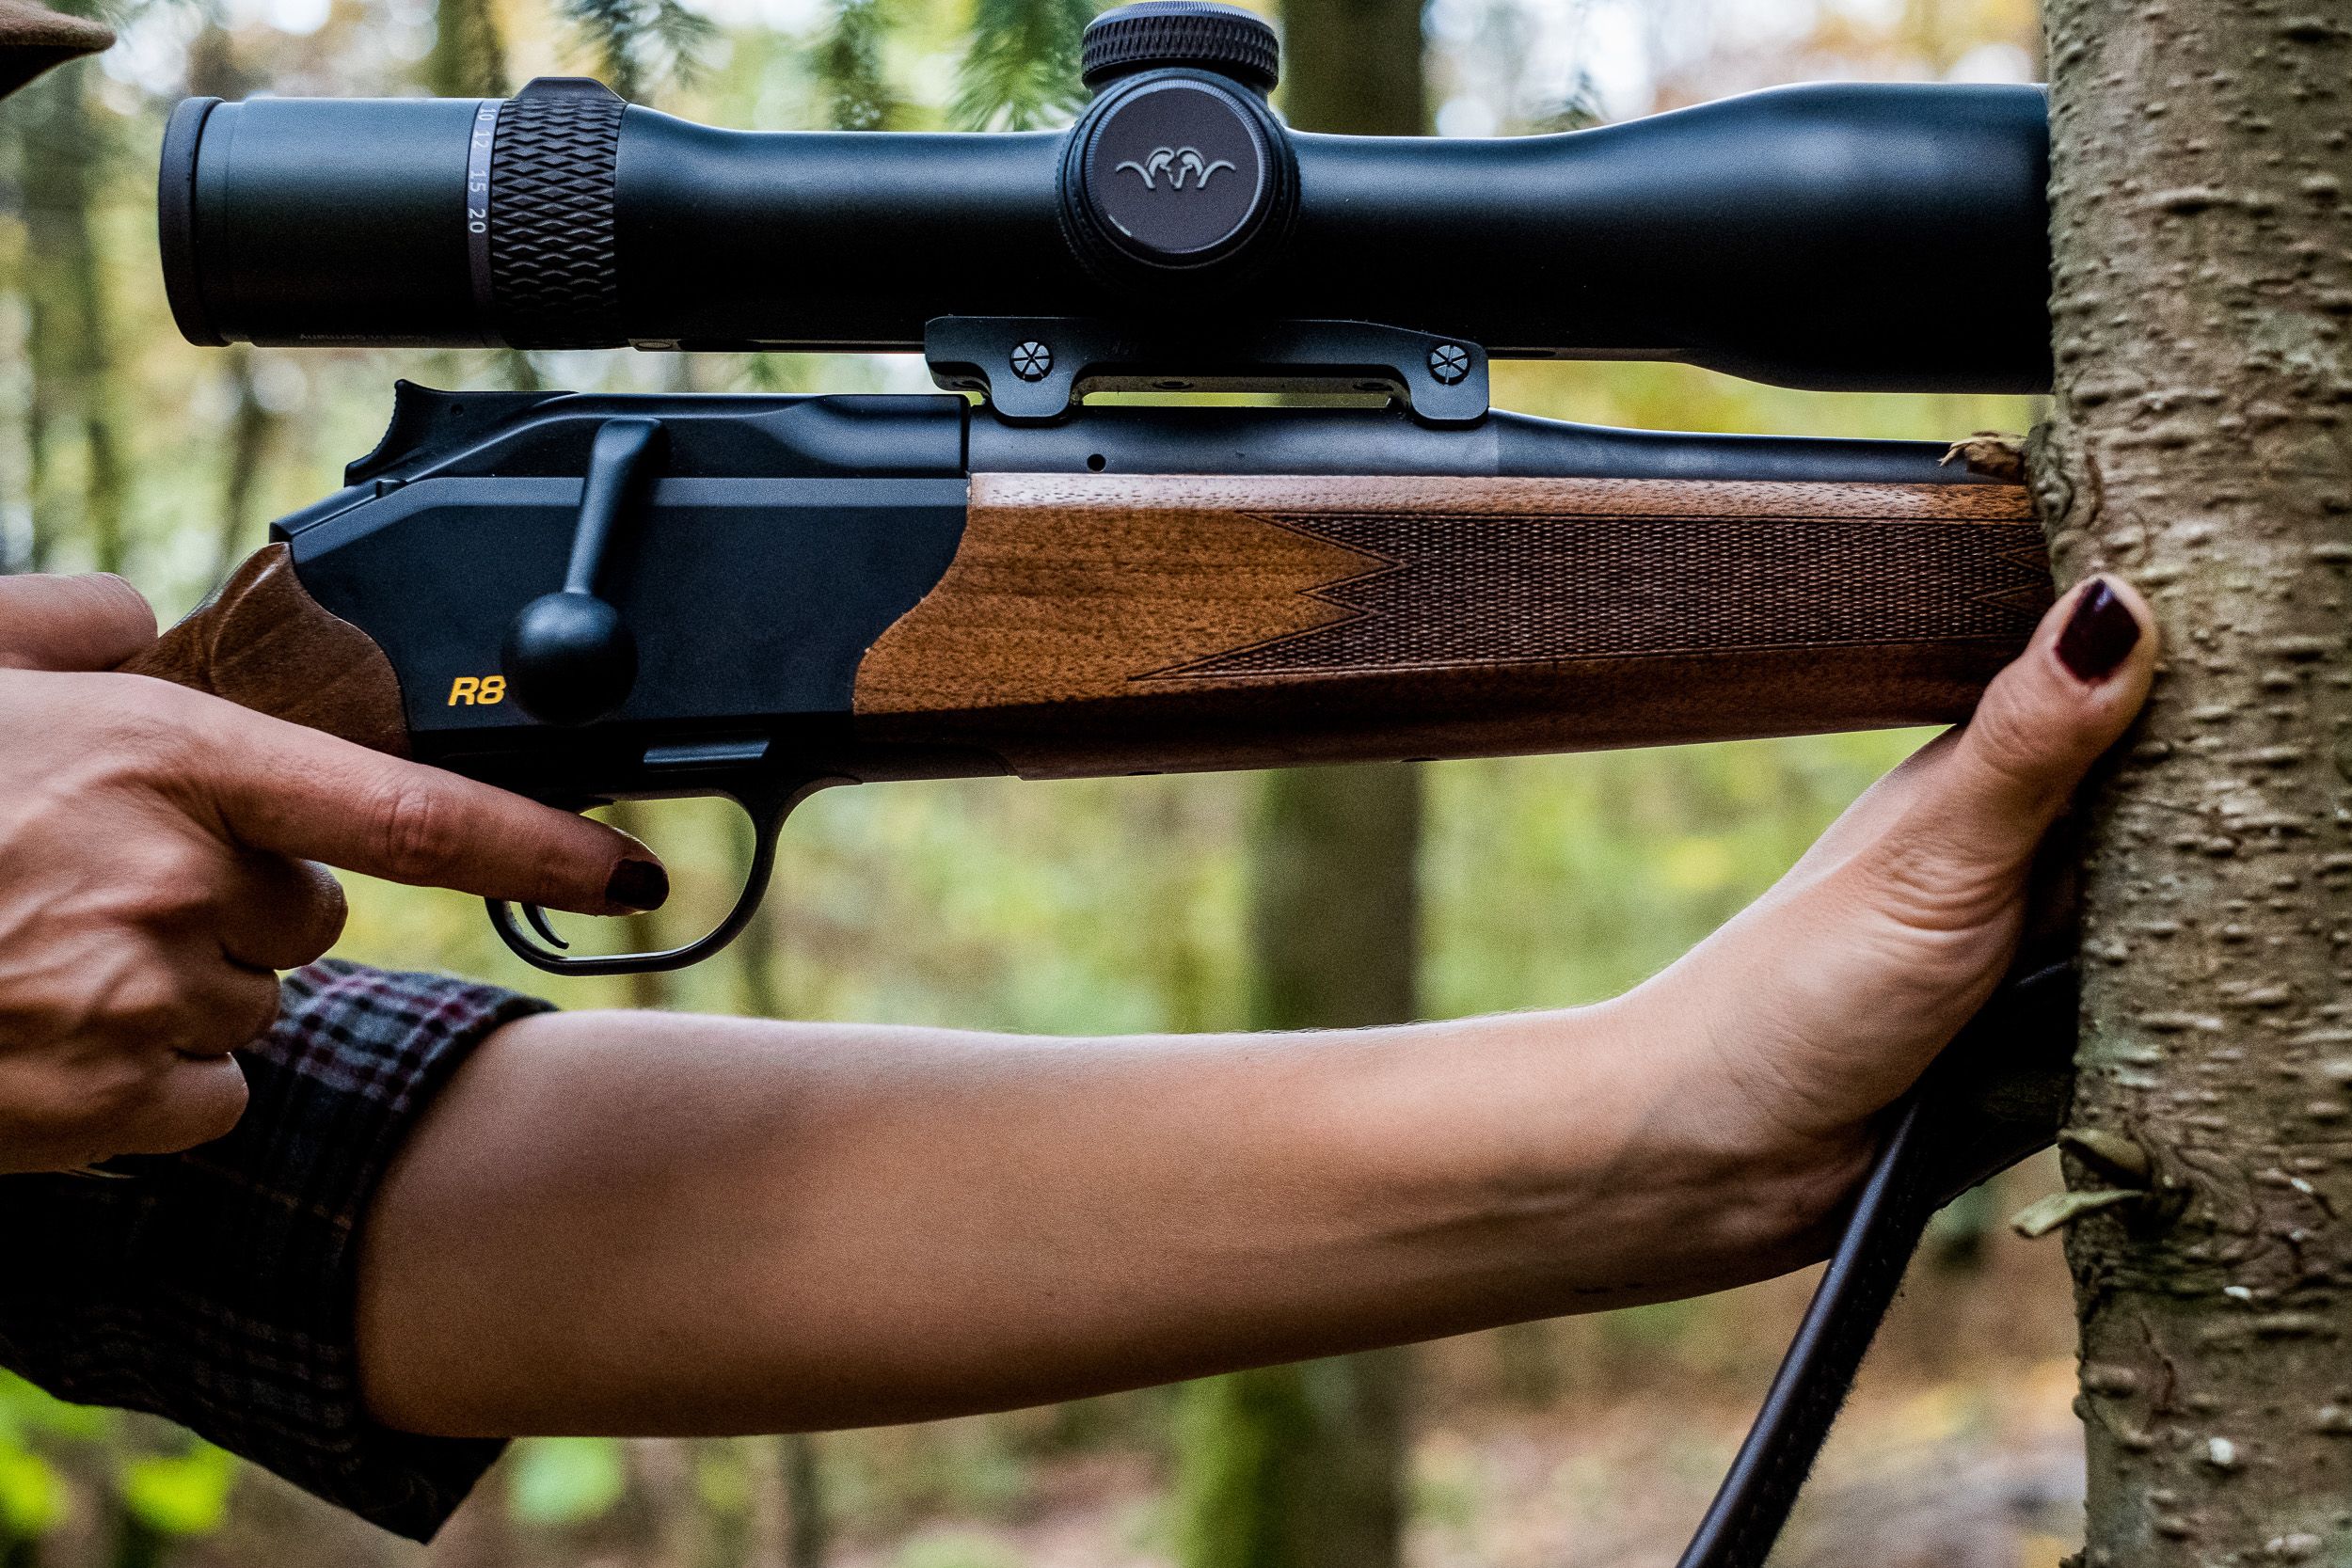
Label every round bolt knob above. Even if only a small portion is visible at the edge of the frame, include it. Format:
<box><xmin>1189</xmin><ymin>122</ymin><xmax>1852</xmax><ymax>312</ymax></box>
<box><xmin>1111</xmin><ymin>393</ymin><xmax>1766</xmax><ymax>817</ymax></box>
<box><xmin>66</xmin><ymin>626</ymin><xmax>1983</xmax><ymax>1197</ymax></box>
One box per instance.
<box><xmin>1428</xmin><ymin>343</ymin><xmax>1471</xmax><ymax>385</ymax></box>
<box><xmin>501</xmin><ymin>590</ymin><xmax>638</xmax><ymax>726</ymax></box>
<box><xmin>1081</xmin><ymin>1</ymin><xmax>1279</xmax><ymax>95</ymax></box>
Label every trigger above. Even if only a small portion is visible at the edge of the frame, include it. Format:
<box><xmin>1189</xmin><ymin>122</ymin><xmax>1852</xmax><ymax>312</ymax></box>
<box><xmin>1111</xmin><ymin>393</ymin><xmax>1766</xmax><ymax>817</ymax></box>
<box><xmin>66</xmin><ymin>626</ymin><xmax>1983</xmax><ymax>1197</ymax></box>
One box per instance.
<box><xmin>523</xmin><ymin>903</ymin><xmax>572</xmax><ymax>950</ymax></box>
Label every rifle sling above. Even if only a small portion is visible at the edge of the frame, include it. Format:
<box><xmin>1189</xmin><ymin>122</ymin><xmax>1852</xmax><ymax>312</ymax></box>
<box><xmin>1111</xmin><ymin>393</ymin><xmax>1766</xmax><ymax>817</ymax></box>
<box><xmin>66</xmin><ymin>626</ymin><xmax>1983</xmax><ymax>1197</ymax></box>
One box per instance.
<box><xmin>1676</xmin><ymin>962</ymin><xmax>2077</xmax><ymax>1568</ymax></box>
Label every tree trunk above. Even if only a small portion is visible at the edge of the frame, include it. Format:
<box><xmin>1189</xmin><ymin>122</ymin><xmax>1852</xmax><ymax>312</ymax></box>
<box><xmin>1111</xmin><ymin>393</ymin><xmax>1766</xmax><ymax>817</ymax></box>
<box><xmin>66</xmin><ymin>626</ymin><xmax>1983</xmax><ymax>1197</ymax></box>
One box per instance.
<box><xmin>2038</xmin><ymin>7</ymin><xmax>2352</xmax><ymax>1564</ymax></box>
<box><xmin>209</xmin><ymin>346</ymin><xmax>280</xmax><ymax>587</ymax></box>
<box><xmin>1271</xmin><ymin>0</ymin><xmax>1422</xmax><ymax>138</ymax></box>
<box><xmin>733</xmin><ymin>905</ymin><xmax>830</xmax><ymax>1568</ymax></box>
<box><xmin>1168</xmin><ymin>13</ymin><xmax>1427</xmax><ymax>1564</ymax></box>
<box><xmin>1173</xmin><ymin>768</ymin><xmax>1422</xmax><ymax>1568</ymax></box>
<box><xmin>426</xmin><ymin>0</ymin><xmax>509</xmax><ymax>98</ymax></box>
<box><xmin>15</xmin><ymin>62</ymin><xmax>123</xmax><ymax>575</ymax></box>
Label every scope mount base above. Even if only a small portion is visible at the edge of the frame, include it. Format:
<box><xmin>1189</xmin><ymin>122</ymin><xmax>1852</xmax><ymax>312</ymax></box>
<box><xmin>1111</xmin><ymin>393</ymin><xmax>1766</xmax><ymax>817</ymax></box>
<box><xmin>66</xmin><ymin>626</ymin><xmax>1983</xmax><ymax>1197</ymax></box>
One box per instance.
<box><xmin>925</xmin><ymin>316</ymin><xmax>1489</xmax><ymax>426</ymax></box>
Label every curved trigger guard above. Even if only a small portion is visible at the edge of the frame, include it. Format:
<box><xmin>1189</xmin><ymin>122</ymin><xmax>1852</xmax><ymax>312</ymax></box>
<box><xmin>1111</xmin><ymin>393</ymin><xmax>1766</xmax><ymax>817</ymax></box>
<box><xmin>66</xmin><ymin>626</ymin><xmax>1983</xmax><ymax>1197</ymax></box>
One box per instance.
<box><xmin>486</xmin><ymin>775</ymin><xmax>838</xmax><ymax>976</ymax></box>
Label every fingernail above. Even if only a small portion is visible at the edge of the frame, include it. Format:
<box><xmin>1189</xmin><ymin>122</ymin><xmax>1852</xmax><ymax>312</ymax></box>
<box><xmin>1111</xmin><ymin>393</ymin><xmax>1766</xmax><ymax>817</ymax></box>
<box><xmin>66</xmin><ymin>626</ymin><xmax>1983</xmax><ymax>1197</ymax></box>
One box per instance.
<box><xmin>2056</xmin><ymin>578</ymin><xmax>2141</xmax><ymax>683</ymax></box>
<box><xmin>605</xmin><ymin>858</ymin><xmax>669</xmax><ymax>912</ymax></box>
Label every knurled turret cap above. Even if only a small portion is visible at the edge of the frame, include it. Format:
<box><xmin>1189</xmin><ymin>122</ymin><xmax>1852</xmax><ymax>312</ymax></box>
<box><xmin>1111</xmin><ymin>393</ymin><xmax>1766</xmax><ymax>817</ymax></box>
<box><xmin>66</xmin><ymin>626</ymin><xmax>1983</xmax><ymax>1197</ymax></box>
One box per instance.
<box><xmin>1080</xmin><ymin>2</ymin><xmax>1279</xmax><ymax>94</ymax></box>
<box><xmin>0</xmin><ymin>0</ymin><xmax>112</xmax><ymax>100</ymax></box>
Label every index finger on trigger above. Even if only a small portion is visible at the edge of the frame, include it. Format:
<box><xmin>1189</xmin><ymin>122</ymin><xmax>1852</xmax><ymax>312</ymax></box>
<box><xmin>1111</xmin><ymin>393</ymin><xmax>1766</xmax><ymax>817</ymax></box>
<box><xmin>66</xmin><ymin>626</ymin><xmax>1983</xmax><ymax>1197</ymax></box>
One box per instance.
<box><xmin>184</xmin><ymin>697</ymin><xmax>668</xmax><ymax>915</ymax></box>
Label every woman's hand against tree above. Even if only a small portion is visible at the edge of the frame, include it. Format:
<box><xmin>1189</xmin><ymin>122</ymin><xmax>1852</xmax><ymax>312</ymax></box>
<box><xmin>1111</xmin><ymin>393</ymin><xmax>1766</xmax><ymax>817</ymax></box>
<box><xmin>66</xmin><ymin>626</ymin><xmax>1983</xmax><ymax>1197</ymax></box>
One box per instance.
<box><xmin>0</xmin><ymin>573</ymin><xmax>669</xmax><ymax>1175</ymax></box>
<box><xmin>1626</xmin><ymin>574</ymin><xmax>2158</xmax><ymax>1215</ymax></box>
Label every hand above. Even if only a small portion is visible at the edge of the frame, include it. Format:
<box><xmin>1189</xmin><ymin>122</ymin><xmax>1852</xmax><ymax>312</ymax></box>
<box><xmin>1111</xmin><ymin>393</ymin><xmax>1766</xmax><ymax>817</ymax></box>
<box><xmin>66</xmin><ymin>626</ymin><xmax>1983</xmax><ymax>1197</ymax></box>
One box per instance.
<box><xmin>0</xmin><ymin>573</ymin><xmax>669</xmax><ymax>1175</ymax></box>
<box><xmin>1629</xmin><ymin>573</ymin><xmax>2158</xmax><ymax>1207</ymax></box>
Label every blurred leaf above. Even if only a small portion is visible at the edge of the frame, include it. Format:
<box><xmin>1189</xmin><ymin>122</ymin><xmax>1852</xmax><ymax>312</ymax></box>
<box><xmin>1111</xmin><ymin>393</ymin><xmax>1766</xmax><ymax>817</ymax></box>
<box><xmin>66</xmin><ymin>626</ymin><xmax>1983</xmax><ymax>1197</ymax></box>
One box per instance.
<box><xmin>890</xmin><ymin>1527</ymin><xmax>1027</xmax><ymax>1568</ymax></box>
<box><xmin>559</xmin><ymin>0</ymin><xmax>717</xmax><ymax>101</ymax></box>
<box><xmin>118</xmin><ymin>1443</ymin><xmax>234</xmax><ymax>1537</ymax></box>
<box><xmin>507</xmin><ymin>1436</ymin><xmax>628</xmax><ymax>1528</ymax></box>
<box><xmin>0</xmin><ymin>1444</ymin><xmax>67</xmax><ymax>1538</ymax></box>
<box><xmin>0</xmin><ymin>1376</ymin><xmax>113</xmax><ymax>1445</ymax></box>
<box><xmin>816</xmin><ymin>0</ymin><xmax>903</xmax><ymax>130</ymax></box>
<box><xmin>949</xmin><ymin>0</ymin><xmax>1095</xmax><ymax>130</ymax></box>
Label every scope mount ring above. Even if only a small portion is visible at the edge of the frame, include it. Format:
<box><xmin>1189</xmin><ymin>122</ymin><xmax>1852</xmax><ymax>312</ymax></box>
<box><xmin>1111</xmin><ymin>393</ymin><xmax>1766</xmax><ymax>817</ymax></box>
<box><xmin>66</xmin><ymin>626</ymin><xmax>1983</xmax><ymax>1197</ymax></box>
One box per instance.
<box><xmin>486</xmin><ymin>772</ymin><xmax>841</xmax><ymax>976</ymax></box>
<box><xmin>927</xmin><ymin>315</ymin><xmax>1490</xmax><ymax>425</ymax></box>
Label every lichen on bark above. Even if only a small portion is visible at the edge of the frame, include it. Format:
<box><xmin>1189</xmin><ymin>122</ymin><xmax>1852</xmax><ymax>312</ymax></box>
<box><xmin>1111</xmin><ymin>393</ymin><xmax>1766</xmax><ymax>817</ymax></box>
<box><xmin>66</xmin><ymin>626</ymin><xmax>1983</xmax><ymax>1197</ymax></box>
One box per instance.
<box><xmin>2037</xmin><ymin>4</ymin><xmax>2352</xmax><ymax>1562</ymax></box>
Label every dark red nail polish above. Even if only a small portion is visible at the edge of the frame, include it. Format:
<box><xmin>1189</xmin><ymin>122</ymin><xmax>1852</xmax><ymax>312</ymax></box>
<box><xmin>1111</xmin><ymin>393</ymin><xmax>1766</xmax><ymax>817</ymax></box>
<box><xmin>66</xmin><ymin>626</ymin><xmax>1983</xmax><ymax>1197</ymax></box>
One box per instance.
<box><xmin>2056</xmin><ymin>578</ymin><xmax>2140</xmax><ymax>683</ymax></box>
<box><xmin>606</xmin><ymin>858</ymin><xmax>669</xmax><ymax>912</ymax></box>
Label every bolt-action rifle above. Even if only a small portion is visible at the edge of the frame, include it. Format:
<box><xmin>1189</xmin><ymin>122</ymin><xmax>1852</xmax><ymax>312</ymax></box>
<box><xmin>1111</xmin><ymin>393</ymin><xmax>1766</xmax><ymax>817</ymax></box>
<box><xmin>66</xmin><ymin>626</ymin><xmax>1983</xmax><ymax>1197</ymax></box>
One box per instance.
<box><xmin>136</xmin><ymin>6</ymin><xmax>2072</xmax><ymax>1558</ymax></box>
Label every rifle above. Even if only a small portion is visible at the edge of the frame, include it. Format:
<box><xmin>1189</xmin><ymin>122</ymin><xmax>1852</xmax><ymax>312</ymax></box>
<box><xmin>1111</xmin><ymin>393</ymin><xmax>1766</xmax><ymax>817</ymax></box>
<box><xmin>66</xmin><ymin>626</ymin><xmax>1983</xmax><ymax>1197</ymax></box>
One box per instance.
<box><xmin>135</xmin><ymin>6</ymin><xmax>2072</xmax><ymax>1559</ymax></box>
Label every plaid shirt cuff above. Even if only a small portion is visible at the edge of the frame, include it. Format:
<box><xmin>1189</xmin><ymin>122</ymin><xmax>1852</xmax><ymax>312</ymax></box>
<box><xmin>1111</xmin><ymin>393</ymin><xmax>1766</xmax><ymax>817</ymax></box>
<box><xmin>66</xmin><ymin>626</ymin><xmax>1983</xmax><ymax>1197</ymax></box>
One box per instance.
<box><xmin>0</xmin><ymin>959</ymin><xmax>551</xmax><ymax>1541</ymax></box>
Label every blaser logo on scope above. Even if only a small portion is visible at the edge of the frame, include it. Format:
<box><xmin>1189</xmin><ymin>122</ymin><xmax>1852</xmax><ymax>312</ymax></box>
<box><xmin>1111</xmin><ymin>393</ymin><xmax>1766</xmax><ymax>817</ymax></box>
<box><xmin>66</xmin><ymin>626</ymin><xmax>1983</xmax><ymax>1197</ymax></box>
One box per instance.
<box><xmin>1114</xmin><ymin>147</ymin><xmax>1236</xmax><ymax>191</ymax></box>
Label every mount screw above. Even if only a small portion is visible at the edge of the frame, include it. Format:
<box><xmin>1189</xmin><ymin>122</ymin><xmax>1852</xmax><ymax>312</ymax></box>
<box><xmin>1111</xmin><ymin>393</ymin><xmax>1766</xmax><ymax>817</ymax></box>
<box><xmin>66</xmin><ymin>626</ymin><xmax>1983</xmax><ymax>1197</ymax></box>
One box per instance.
<box><xmin>1010</xmin><ymin>341</ymin><xmax>1054</xmax><ymax>381</ymax></box>
<box><xmin>1427</xmin><ymin>342</ymin><xmax>1471</xmax><ymax>385</ymax></box>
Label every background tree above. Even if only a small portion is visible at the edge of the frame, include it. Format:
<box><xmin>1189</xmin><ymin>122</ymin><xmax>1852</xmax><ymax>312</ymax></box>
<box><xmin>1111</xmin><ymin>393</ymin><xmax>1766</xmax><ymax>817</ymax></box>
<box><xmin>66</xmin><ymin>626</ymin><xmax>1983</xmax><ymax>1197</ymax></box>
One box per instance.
<box><xmin>1169</xmin><ymin>5</ymin><xmax>1425</xmax><ymax>1567</ymax></box>
<box><xmin>2037</xmin><ymin>5</ymin><xmax>2352</xmax><ymax>1564</ymax></box>
<box><xmin>7</xmin><ymin>0</ymin><xmax>121</xmax><ymax>575</ymax></box>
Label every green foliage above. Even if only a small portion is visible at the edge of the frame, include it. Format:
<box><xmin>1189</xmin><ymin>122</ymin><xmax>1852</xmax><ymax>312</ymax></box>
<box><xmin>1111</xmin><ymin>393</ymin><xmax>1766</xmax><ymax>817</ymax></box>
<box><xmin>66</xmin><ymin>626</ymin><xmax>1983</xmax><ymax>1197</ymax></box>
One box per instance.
<box><xmin>816</xmin><ymin>0</ymin><xmax>902</xmax><ymax>129</ymax></box>
<box><xmin>0</xmin><ymin>1377</ymin><xmax>110</xmax><ymax>1449</ymax></box>
<box><xmin>507</xmin><ymin>1436</ymin><xmax>629</xmax><ymax>1528</ymax></box>
<box><xmin>888</xmin><ymin>1528</ymin><xmax>1025</xmax><ymax>1568</ymax></box>
<box><xmin>0</xmin><ymin>1375</ymin><xmax>102</xmax><ymax>1544</ymax></box>
<box><xmin>0</xmin><ymin>1448</ymin><xmax>65</xmax><ymax>1540</ymax></box>
<box><xmin>116</xmin><ymin>1443</ymin><xmax>233</xmax><ymax>1538</ymax></box>
<box><xmin>818</xmin><ymin>1419</ymin><xmax>1030</xmax><ymax>1535</ymax></box>
<box><xmin>1173</xmin><ymin>1368</ymin><xmax>1316</xmax><ymax>1568</ymax></box>
<box><xmin>947</xmin><ymin>0</ymin><xmax>1094</xmax><ymax>129</ymax></box>
<box><xmin>559</xmin><ymin>0</ymin><xmax>717</xmax><ymax>100</ymax></box>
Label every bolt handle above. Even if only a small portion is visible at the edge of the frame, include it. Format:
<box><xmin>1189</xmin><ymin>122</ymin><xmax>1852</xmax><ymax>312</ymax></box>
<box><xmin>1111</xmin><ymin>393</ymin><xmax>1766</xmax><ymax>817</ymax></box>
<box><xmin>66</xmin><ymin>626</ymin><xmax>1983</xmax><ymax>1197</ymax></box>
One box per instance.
<box><xmin>501</xmin><ymin>417</ymin><xmax>663</xmax><ymax>726</ymax></box>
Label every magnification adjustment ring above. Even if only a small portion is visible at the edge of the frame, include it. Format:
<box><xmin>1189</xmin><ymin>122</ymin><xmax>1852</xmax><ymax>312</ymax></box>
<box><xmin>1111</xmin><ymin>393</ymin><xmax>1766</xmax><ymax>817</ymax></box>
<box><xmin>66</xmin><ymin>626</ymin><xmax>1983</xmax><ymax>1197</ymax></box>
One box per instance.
<box><xmin>488</xmin><ymin>76</ymin><xmax>628</xmax><ymax>350</ymax></box>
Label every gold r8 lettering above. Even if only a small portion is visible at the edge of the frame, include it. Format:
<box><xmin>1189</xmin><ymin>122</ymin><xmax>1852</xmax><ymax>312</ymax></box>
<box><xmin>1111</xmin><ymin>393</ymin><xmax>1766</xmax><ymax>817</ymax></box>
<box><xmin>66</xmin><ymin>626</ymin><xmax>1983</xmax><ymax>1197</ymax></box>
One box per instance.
<box><xmin>447</xmin><ymin>675</ymin><xmax>507</xmax><ymax>706</ymax></box>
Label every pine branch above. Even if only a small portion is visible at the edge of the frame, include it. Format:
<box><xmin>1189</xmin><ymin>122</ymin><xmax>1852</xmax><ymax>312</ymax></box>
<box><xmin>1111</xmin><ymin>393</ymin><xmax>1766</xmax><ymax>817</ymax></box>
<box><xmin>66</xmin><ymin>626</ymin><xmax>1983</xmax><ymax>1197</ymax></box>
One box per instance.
<box><xmin>557</xmin><ymin>0</ymin><xmax>714</xmax><ymax>101</ymax></box>
<box><xmin>948</xmin><ymin>0</ymin><xmax>1094</xmax><ymax>131</ymax></box>
<box><xmin>813</xmin><ymin>0</ymin><xmax>898</xmax><ymax>131</ymax></box>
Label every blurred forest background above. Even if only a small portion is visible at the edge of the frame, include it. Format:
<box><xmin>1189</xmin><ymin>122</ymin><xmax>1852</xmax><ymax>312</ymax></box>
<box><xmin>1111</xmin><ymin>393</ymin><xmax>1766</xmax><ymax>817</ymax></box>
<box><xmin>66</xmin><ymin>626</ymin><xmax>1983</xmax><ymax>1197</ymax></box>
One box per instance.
<box><xmin>0</xmin><ymin>0</ymin><xmax>2083</xmax><ymax>1562</ymax></box>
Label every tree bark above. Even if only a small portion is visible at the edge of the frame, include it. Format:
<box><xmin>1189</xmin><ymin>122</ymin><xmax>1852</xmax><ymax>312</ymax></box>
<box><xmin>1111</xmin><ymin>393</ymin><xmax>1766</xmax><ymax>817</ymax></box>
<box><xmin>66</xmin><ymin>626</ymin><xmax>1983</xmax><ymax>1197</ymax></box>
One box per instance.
<box><xmin>1173</xmin><ymin>767</ymin><xmax>1422</xmax><ymax>1568</ymax></box>
<box><xmin>15</xmin><ymin>63</ymin><xmax>123</xmax><ymax>575</ymax></box>
<box><xmin>1167</xmin><ymin>12</ymin><xmax>1428</xmax><ymax>1562</ymax></box>
<box><xmin>426</xmin><ymin>0</ymin><xmax>509</xmax><ymax>98</ymax></box>
<box><xmin>2038</xmin><ymin>7</ymin><xmax>2352</xmax><ymax>1564</ymax></box>
<box><xmin>1270</xmin><ymin>0</ymin><xmax>1422</xmax><ymax>138</ymax></box>
<box><xmin>732</xmin><ymin>905</ymin><xmax>830</xmax><ymax>1568</ymax></box>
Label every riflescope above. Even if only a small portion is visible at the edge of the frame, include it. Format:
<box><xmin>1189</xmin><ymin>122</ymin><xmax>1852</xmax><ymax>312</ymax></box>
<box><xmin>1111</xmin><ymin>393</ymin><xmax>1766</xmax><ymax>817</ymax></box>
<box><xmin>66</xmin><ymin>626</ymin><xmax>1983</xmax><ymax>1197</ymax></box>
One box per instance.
<box><xmin>158</xmin><ymin>1</ymin><xmax>2052</xmax><ymax>394</ymax></box>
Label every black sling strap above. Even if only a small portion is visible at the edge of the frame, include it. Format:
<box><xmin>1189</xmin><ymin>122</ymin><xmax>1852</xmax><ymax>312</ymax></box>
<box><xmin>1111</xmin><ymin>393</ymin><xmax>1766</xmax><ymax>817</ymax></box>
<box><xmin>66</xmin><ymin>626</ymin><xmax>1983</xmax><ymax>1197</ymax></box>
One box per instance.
<box><xmin>1676</xmin><ymin>963</ymin><xmax>2078</xmax><ymax>1568</ymax></box>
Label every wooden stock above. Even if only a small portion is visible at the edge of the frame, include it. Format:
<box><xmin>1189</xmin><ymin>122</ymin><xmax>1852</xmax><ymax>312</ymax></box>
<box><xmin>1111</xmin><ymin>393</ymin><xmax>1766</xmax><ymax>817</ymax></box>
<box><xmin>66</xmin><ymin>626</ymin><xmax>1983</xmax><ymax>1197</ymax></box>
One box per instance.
<box><xmin>853</xmin><ymin>474</ymin><xmax>2048</xmax><ymax>777</ymax></box>
<box><xmin>119</xmin><ymin>543</ymin><xmax>410</xmax><ymax>757</ymax></box>
<box><xmin>120</xmin><ymin>477</ymin><xmax>2048</xmax><ymax>785</ymax></box>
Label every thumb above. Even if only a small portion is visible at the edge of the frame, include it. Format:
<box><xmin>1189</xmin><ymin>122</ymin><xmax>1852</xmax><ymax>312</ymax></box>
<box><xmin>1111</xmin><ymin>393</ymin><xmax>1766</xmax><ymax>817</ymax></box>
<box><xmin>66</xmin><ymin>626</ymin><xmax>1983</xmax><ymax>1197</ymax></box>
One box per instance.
<box><xmin>0</xmin><ymin>574</ymin><xmax>157</xmax><ymax>672</ymax></box>
<box><xmin>1864</xmin><ymin>574</ymin><xmax>2157</xmax><ymax>912</ymax></box>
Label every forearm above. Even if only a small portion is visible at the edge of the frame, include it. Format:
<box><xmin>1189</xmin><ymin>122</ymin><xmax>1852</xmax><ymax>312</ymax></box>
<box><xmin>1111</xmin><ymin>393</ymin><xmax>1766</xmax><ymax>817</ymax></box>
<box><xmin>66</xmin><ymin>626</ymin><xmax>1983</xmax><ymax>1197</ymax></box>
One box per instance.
<box><xmin>354</xmin><ymin>995</ymin><xmax>1857</xmax><ymax>1438</ymax></box>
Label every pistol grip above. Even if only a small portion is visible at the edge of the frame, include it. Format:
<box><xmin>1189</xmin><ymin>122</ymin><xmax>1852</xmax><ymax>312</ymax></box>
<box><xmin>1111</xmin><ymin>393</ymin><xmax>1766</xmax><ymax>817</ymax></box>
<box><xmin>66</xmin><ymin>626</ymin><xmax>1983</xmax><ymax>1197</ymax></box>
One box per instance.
<box><xmin>119</xmin><ymin>543</ymin><xmax>411</xmax><ymax>757</ymax></box>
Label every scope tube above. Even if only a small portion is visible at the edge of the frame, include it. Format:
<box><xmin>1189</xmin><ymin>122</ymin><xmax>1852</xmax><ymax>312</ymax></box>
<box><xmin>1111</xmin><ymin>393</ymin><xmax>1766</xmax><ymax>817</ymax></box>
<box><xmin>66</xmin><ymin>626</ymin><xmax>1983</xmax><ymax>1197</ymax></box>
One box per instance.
<box><xmin>161</xmin><ymin>80</ymin><xmax>2052</xmax><ymax>393</ymax></box>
